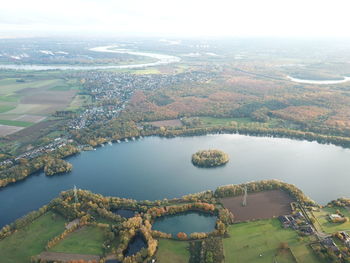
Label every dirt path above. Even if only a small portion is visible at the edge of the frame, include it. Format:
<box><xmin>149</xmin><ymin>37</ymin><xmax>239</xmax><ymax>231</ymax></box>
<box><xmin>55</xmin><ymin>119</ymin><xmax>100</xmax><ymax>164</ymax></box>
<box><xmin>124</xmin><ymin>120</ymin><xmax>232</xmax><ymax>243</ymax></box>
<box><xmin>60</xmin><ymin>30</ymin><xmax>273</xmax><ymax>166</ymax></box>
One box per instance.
<box><xmin>39</xmin><ymin>251</ymin><xmax>100</xmax><ymax>262</ymax></box>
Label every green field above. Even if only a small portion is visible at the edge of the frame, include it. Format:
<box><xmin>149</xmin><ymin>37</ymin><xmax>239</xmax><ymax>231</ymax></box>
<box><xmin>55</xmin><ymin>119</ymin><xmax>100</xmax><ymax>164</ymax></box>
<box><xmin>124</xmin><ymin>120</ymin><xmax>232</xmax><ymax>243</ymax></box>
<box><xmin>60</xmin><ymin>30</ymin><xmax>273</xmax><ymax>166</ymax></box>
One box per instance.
<box><xmin>290</xmin><ymin>242</ymin><xmax>323</xmax><ymax>263</ymax></box>
<box><xmin>0</xmin><ymin>211</ymin><xmax>66</xmax><ymax>263</ymax></box>
<box><xmin>274</xmin><ymin>248</ymin><xmax>296</xmax><ymax>263</ymax></box>
<box><xmin>49</xmin><ymin>78</ymin><xmax>82</xmax><ymax>91</ymax></box>
<box><xmin>50</xmin><ymin>225</ymin><xmax>106</xmax><ymax>255</ymax></box>
<box><xmin>0</xmin><ymin>95</ymin><xmax>19</xmax><ymax>102</ymax></box>
<box><xmin>0</xmin><ymin>119</ymin><xmax>33</xmax><ymax>127</ymax></box>
<box><xmin>223</xmin><ymin>219</ymin><xmax>320</xmax><ymax>263</ymax></box>
<box><xmin>311</xmin><ymin>206</ymin><xmax>350</xmax><ymax>234</ymax></box>
<box><xmin>133</xmin><ymin>68</ymin><xmax>161</xmax><ymax>75</ymax></box>
<box><xmin>156</xmin><ymin>239</ymin><xmax>190</xmax><ymax>263</ymax></box>
<box><xmin>66</xmin><ymin>94</ymin><xmax>92</xmax><ymax>111</ymax></box>
<box><xmin>0</xmin><ymin>105</ymin><xmax>16</xmax><ymax>113</ymax></box>
<box><xmin>197</xmin><ymin>116</ymin><xmax>289</xmax><ymax>130</ymax></box>
<box><xmin>198</xmin><ymin>116</ymin><xmax>253</xmax><ymax>127</ymax></box>
<box><xmin>49</xmin><ymin>85</ymin><xmax>72</xmax><ymax>91</ymax></box>
<box><xmin>0</xmin><ymin>78</ymin><xmax>65</xmax><ymax>95</ymax></box>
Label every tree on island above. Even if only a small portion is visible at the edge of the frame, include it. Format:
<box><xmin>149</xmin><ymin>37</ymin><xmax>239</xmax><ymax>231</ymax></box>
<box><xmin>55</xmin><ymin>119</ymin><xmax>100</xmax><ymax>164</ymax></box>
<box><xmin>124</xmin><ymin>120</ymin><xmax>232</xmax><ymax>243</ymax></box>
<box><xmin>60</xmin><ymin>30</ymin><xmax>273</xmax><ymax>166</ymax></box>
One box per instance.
<box><xmin>191</xmin><ymin>149</ymin><xmax>229</xmax><ymax>168</ymax></box>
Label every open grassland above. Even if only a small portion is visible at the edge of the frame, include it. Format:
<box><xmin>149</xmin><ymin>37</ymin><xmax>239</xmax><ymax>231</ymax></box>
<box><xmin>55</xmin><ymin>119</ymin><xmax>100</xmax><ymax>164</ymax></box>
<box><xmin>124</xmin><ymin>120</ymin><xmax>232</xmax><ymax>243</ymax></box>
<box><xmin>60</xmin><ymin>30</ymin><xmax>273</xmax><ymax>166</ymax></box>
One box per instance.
<box><xmin>156</xmin><ymin>239</ymin><xmax>190</xmax><ymax>263</ymax></box>
<box><xmin>197</xmin><ymin>116</ymin><xmax>291</xmax><ymax>130</ymax></box>
<box><xmin>223</xmin><ymin>219</ymin><xmax>321</xmax><ymax>263</ymax></box>
<box><xmin>274</xmin><ymin>248</ymin><xmax>296</xmax><ymax>263</ymax></box>
<box><xmin>198</xmin><ymin>116</ymin><xmax>253</xmax><ymax>126</ymax></box>
<box><xmin>0</xmin><ymin>119</ymin><xmax>33</xmax><ymax>127</ymax></box>
<box><xmin>290</xmin><ymin>242</ymin><xmax>323</xmax><ymax>263</ymax></box>
<box><xmin>49</xmin><ymin>226</ymin><xmax>105</xmax><ymax>255</ymax></box>
<box><xmin>0</xmin><ymin>95</ymin><xmax>18</xmax><ymax>102</ymax></box>
<box><xmin>66</xmin><ymin>94</ymin><xmax>92</xmax><ymax>111</ymax></box>
<box><xmin>133</xmin><ymin>68</ymin><xmax>161</xmax><ymax>75</ymax></box>
<box><xmin>0</xmin><ymin>211</ymin><xmax>66</xmax><ymax>263</ymax></box>
<box><xmin>310</xmin><ymin>206</ymin><xmax>350</xmax><ymax>234</ymax></box>
<box><xmin>149</xmin><ymin>119</ymin><xmax>183</xmax><ymax>127</ymax></box>
<box><xmin>0</xmin><ymin>78</ymin><xmax>64</xmax><ymax>95</ymax></box>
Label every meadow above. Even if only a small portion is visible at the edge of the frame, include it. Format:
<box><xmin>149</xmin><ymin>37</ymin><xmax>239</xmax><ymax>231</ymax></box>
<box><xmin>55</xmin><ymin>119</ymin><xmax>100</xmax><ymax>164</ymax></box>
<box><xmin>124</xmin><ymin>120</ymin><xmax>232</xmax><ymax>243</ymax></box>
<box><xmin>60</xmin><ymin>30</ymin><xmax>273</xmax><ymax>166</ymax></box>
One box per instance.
<box><xmin>49</xmin><ymin>225</ymin><xmax>106</xmax><ymax>255</ymax></box>
<box><xmin>223</xmin><ymin>219</ymin><xmax>321</xmax><ymax>263</ymax></box>
<box><xmin>156</xmin><ymin>239</ymin><xmax>190</xmax><ymax>263</ymax></box>
<box><xmin>0</xmin><ymin>211</ymin><xmax>66</xmax><ymax>263</ymax></box>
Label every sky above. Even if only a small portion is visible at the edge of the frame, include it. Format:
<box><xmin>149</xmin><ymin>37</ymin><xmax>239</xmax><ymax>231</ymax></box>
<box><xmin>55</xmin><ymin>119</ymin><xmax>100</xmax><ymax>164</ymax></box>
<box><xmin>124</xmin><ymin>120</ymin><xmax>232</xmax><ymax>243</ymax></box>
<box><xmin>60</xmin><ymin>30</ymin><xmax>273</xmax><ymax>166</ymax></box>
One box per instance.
<box><xmin>1</xmin><ymin>0</ymin><xmax>350</xmax><ymax>38</ymax></box>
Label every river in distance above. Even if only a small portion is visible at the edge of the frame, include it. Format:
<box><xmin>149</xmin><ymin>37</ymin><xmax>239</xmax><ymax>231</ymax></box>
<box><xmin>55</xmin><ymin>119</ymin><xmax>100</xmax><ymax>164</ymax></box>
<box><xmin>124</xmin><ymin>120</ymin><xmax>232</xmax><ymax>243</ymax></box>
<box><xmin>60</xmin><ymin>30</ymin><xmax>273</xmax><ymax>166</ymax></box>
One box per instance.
<box><xmin>0</xmin><ymin>46</ymin><xmax>180</xmax><ymax>71</ymax></box>
<box><xmin>287</xmin><ymin>75</ymin><xmax>350</xmax><ymax>84</ymax></box>
<box><xmin>1</xmin><ymin>134</ymin><xmax>350</xmax><ymax>227</ymax></box>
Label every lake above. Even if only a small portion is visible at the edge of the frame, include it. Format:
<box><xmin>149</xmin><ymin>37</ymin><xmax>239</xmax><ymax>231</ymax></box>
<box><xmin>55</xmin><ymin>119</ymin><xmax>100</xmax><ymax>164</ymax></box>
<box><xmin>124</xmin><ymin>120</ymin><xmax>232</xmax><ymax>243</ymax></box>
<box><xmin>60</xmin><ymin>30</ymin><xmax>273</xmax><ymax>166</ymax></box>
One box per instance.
<box><xmin>1</xmin><ymin>134</ymin><xmax>350</xmax><ymax>228</ymax></box>
<box><xmin>124</xmin><ymin>233</ymin><xmax>147</xmax><ymax>257</ymax></box>
<box><xmin>152</xmin><ymin>212</ymin><xmax>217</xmax><ymax>237</ymax></box>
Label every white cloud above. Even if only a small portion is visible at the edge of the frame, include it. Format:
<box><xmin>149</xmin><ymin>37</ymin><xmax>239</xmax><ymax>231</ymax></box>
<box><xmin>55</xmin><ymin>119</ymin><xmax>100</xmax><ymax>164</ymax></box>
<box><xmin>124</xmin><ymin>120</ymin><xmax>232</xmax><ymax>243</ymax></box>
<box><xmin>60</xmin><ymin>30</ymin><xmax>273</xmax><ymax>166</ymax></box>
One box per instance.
<box><xmin>0</xmin><ymin>0</ymin><xmax>350</xmax><ymax>37</ymax></box>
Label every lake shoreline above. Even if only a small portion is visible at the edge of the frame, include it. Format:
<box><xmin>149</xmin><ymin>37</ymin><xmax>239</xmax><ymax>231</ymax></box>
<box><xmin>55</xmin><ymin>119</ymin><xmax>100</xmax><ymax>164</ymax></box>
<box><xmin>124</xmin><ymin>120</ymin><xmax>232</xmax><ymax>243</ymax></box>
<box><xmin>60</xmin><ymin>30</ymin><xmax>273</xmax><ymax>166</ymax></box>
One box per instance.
<box><xmin>2</xmin><ymin>125</ymin><xmax>350</xmax><ymax>191</ymax></box>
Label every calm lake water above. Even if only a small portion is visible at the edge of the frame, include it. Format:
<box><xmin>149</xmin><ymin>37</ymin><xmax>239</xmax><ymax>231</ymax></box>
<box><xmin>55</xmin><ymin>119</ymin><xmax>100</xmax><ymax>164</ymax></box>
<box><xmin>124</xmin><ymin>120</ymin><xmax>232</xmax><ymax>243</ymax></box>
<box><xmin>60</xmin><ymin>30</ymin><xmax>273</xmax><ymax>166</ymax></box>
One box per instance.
<box><xmin>1</xmin><ymin>134</ymin><xmax>350</xmax><ymax>228</ymax></box>
<box><xmin>112</xmin><ymin>209</ymin><xmax>135</xmax><ymax>219</ymax></box>
<box><xmin>152</xmin><ymin>212</ymin><xmax>217</xmax><ymax>237</ymax></box>
<box><xmin>124</xmin><ymin>233</ymin><xmax>147</xmax><ymax>257</ymax></box>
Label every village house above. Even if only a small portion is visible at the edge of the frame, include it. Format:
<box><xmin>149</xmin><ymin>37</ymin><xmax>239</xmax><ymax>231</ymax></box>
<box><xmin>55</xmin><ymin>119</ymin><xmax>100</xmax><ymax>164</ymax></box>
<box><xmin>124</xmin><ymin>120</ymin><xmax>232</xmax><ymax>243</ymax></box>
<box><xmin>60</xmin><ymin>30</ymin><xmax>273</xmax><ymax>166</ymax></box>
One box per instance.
<box><xmin>322</xmin><ymin>237</ymin><xmax>339</xmax><ymax>253</ymax></box>
<box><xmin>329</xmin><ymin>214</ymin><xmax>342</xmax><ymax>221</ymax></box>
<box><xmin>339</xmin><ymin>231</ymin><xmax>350</xmax><ymax>247</ymax></box>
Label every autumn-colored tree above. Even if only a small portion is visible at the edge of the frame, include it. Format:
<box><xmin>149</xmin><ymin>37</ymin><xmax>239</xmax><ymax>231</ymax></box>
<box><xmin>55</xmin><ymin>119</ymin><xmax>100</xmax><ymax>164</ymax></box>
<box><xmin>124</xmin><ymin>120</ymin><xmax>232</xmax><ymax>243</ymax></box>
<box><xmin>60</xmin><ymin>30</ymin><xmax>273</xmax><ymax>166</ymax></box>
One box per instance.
<box><xmin>190</xmin><ymin>232</ymin><xmax>208</xmax><ymax>239</ymax></box>
<box><xmin>177</xmin><ymin>232</ymin><xmax>188</xmax><ymax>240</ymax></box>
<box><xmin>122</xmin><ymin>216</ymin><xmax>142</xmax><ymax>228</ymax></box>
<box><xmin>216</xmin><ymin>220</ymin><xmax>226</xmax><ymax>235</ymax></box>
<box><xmin>80</xmin><ymin>215</ymin><xmax>90</xmax><ymax>226</ymax></box>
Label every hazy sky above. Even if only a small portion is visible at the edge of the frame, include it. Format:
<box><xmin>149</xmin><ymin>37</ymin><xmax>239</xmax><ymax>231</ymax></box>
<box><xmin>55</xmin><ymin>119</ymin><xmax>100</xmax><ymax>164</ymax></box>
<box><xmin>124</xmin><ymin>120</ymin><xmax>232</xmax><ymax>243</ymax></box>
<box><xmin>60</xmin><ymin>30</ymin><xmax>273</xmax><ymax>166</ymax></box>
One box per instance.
<box><xmin>1</xmin><ymin>0</ymin><xmax>350</xmax><ymax>38</ymax></box>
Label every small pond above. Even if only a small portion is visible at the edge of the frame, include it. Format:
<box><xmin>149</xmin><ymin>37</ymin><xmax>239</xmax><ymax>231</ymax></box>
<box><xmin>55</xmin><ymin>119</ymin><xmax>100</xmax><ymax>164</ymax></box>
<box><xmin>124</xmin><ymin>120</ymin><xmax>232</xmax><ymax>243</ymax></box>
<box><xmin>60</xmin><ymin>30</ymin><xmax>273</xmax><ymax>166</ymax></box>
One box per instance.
<box><xmin>112</xmin><ymin>209</ymin><xmax>135</xmax><ymax>219</ymax></box>
<box><xmin>124</xmin><ymin>233</ymin><xmax>147</xmax><ymax>257</ymax></box>
<box><xmin>152</xmin><ymin>211</ymin><xmax>217</xmax><ymax>237</ymax></box>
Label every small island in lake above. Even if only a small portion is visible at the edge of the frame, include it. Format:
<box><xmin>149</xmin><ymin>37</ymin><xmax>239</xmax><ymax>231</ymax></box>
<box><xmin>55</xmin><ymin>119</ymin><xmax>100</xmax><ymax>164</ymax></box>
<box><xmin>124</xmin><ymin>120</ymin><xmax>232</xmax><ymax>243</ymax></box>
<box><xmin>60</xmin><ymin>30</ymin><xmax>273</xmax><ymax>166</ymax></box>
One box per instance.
<box><xmin>191</xmin><ymin>149</ymin><xmax>229</xmax><ymax>168</ymax></box>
